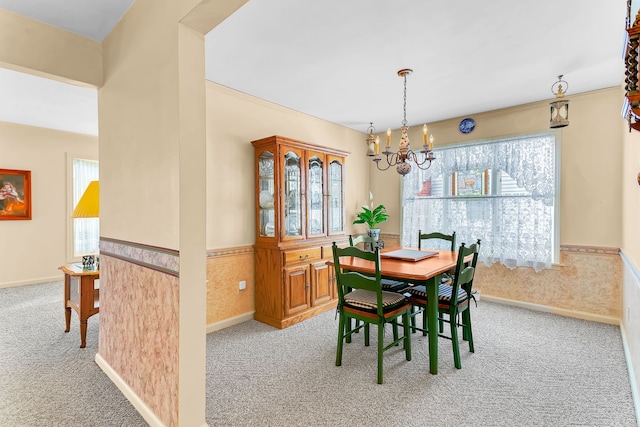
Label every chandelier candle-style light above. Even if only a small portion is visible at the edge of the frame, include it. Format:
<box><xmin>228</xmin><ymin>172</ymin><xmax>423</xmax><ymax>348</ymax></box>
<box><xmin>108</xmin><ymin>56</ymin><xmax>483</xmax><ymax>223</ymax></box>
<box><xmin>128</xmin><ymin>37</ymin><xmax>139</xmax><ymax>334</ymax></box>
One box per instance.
<box><xmin>369</xmin><ymin>69</ymin><xmax>435</xmax><ymax>176</ymax></box>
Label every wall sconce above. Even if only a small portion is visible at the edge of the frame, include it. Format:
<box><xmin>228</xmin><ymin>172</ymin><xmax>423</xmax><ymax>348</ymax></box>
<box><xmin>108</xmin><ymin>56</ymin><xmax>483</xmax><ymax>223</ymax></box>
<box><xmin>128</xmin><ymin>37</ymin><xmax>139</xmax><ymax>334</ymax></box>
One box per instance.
<box><xmin>549</xmin><ymin>75</ymin><xmax>569</xmax><ymax>128</ymax></box>
<box><xmin>365</xmin><ymin>122</ymin><xmax>378</xmax><ymax>157</ymax></box>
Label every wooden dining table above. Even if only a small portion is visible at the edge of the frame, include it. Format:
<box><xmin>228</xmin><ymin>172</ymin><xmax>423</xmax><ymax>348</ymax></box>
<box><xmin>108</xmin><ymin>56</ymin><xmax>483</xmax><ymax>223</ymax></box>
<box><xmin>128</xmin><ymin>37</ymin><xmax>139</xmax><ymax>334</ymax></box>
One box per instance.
<box><xmin>328</xmin><ymin>246</ymin><xmax>462</xmax><ymax>375</ymax></box>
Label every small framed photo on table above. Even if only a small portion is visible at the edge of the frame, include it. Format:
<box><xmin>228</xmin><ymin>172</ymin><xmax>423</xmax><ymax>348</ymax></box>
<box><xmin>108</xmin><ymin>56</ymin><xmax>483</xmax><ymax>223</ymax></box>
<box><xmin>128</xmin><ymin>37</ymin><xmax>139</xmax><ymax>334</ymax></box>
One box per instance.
<box><xmin>0</xmin><ymin>169</ymin><xmax>32</xmax><ymax>220</ymax></box>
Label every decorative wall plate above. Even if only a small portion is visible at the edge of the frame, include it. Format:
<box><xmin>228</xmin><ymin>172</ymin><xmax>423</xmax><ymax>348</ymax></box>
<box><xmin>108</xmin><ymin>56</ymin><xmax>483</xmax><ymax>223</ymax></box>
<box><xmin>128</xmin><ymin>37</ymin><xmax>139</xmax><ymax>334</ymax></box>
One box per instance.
<box><xmin>459</xmin><ymin>117</ymin><xmax>476</xmax><ymax>134</ymax></box>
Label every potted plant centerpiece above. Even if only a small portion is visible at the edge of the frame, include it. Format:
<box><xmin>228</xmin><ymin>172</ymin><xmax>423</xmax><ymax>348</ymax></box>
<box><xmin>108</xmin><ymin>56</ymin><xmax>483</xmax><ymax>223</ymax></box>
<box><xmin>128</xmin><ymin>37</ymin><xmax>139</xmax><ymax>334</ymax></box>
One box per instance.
<box><xmin>353</xmin><ymin>193</ymin><xmax>389</xmax><ymax>241</ymax></box>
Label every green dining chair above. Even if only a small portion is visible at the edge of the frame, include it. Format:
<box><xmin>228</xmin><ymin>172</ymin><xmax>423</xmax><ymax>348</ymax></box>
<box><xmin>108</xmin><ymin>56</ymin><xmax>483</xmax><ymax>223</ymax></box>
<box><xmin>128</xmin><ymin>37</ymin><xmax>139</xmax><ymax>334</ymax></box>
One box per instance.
<box><xmin>349</xmin><ymin>235</ymin><xmax>408</xmax><ymax>292</ymax></box>
<box><xmin>349</xmin><ymin>233</ymin><xmax>377</xmax><ymax>252</ymax></box>
<box><xmin>417</xmin><ymin>230</ymin><xmax>457</xmax><ymax>285</ymax></box>
<box><xmin>418</xmin><ymin>230</ymin><xmax>457</xmax><ymax>251</ymax></box>
<box><xmin>331</xmin><ymin>243</ymin><xmax>412</xmax><ymax>384</ymax></box>
<box><xmin>405</xmin><ymin>231</ymin><xmax>458</xmax><ymax>330</ymax></box>
<box><xmin>348</xmin><ymin>235</ymin><xmax>408</xmax><ymax>342</ymax></box>
<box><xmin>404</xmin><ymin>240</ymin><xmax>481</xmax><ymax>369</ymax></box>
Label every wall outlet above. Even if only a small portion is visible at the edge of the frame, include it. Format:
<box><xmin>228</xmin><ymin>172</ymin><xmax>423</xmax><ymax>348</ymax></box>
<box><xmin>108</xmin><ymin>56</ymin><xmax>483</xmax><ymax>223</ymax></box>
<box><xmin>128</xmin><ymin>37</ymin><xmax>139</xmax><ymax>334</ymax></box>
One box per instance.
<box><xmin>239</xmin><ymin>280</ymin><xmax>247</xmax><ymax>290</ymax></box>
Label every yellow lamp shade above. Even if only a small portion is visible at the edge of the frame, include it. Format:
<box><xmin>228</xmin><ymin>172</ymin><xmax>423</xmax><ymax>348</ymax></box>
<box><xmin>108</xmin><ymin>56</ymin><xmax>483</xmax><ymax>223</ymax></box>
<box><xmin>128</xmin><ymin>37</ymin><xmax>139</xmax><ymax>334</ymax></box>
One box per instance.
<box><xmin>72</xmin><ymin>181</ymin><xmax>100</xmax><ymax>218</ymax></box>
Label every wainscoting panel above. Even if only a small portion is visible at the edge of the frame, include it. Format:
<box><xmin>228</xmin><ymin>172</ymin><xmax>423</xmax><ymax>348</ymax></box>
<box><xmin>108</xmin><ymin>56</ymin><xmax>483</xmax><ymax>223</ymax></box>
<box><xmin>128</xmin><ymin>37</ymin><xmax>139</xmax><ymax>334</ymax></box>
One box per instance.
<box><xmin>206</xmin><ymin>246</ymin><xmax>255</xmax><ymax>331</ymax></box>
<box><xmin>98</xmin><ymin>238</ymin><xmax>180</xmax><ymax>427</ymax></box>
<box><xmin>380</xmin><ymin>233</ymin><xmax>400</xmax><ymax>248</ymax></box>
<box><xmin>475</xmin><ymin>245</ymin><xmax>621</xmax><ymax>322</ymax></box>
<box><xmin>621</xmin><ymin>251</ymin><xmax>640</xmax><ymax>420</ymax></box>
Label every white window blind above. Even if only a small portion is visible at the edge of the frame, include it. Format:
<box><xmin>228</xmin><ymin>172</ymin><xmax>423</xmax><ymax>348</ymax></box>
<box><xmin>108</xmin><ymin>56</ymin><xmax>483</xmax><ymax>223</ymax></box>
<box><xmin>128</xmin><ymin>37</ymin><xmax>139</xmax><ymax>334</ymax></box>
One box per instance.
<box><xmin>401</xmin><ymin>133</ymin><xmax>557</xmax><ymax>272</ymax></box>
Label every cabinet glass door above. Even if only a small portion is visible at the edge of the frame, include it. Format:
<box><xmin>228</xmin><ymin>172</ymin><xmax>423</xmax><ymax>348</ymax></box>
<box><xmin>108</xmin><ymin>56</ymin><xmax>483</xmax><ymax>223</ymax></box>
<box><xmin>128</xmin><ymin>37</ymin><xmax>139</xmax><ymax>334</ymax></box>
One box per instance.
<box><xmin>307</xmin><ymin>154</ymin><xmax>325</xmax><ymax>237</ymax></box>
<box><xmin>283</xmin><ymin>150</ymin><xmax>303</xmax><ymax>238</ymax></box>
<box><xmin>328</xmin><ymin>157</ymin><xmax>344</xmax><ymax>234</ymax></box>
<box><xmin>258</xmin><ymin>151</ymin><xmax>275</xmax><ymax>238</ymax></box>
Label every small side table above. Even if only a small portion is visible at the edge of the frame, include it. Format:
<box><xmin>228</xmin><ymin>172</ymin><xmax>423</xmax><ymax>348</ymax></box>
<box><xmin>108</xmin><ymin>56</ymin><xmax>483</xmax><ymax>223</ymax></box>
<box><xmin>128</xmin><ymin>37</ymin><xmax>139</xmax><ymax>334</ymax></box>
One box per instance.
<box><xmin>59</xmin><ymin>264</ymin><xmax>100</xmax><ymax>348</ymax></box>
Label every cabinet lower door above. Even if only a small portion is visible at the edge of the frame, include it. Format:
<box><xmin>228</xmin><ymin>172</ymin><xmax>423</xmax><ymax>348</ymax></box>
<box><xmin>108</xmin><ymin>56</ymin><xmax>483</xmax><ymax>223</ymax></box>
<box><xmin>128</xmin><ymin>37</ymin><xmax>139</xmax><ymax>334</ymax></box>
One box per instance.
<box><xmin>283</xmin><ymin>265</ymin><xmax>311</xmax><ymax>317</ymax></box>
<box><xmin>327</xmin><ymin>261</ymin><xmax>337</xmax><ymax>299</ymax></box>
<box><xmin>310</xmin><ymin>261</ymin><xmax>332</xmax><ymax>306</ymax></box>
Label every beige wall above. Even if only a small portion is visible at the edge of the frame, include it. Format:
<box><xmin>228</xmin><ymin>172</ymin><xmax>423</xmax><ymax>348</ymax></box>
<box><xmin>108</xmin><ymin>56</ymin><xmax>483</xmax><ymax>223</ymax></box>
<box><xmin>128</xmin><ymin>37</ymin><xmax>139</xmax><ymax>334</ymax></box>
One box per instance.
<box><xmin>371</xmin><ymin>87</ymin><xmax>625</xmax><ymax>323</ymax></box>
<box><xmin>203</xmin><ymin>83</ymin><xmax>371</xmax><ymax>330</ymax></box>
<box><xmin>97</xmin><ymin>1</ymin><xmax>221</xmax><ymax>425</ymax></box>
<box><xmin>205</xmin><ymin>82</ymin><xmax>371</xmax><ymax>249</ymax></box>
<box><xmin>0</xmin><ymin>121</ymin><xmax>98</xmax><ymax>287</ymax></box>
<box><xmin>99</xmin><ymin>5</ymin><xmax>183</xmax><ymax>249</ymax></box>
<box><xmin>622</xmin><ymin>113</ymin><xmax>640</xmax><ymax>265</ymax></box>
<box><xmin>373</xmin><ymin>87</ymin><xmax>623</xmax><ymax>248</ymax></box>
<box><xmin>0</xmin><ymin>8</ymin><xmax>102</xmax><ymax>87</ymax></box>
<box><xmin>0</xmin><ymin>7</ymin><xmax>101</xmax><ymax>288</ymax></box>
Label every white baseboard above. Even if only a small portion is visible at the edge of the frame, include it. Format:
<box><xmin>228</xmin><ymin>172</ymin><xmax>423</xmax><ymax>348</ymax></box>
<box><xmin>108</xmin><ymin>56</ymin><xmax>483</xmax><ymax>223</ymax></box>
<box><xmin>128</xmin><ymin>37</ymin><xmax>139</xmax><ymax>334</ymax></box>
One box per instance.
<box><xmin>95</xmin><ymin>353</ymin><xmax>166</xmax><ymax>427</ymax></box>
<box><xmin>206</xmin><ymin>312</ymin><xmax>254</xmax><ymax>334</ymax></box>
<box><xmin>481</xmin><ymin>295</ymin><xmax>620</xmax><ymax>325</ymax></box>
<box><xmin>620</xmin><ymin>323</ymin><xmax>640</xmax><ymax>427</ymax></box>
<box><xmin>0</xmin><ymin>275</ymin><xmax>61</xmax><ymax>289</ymax></box>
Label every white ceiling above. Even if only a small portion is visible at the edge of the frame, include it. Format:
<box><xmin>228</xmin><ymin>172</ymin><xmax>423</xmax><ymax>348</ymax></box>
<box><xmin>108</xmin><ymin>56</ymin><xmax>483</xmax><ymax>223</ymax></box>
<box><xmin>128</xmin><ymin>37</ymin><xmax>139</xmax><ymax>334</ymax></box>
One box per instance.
<box><xmin>0</xmin><ymin>0</ymin><xmax>629</xmax><ymax>136</ymax></box>
<box><xmin>0</xmin><ymin>68</ymin><xmax>99</xmax><ymax>136</ymax></box>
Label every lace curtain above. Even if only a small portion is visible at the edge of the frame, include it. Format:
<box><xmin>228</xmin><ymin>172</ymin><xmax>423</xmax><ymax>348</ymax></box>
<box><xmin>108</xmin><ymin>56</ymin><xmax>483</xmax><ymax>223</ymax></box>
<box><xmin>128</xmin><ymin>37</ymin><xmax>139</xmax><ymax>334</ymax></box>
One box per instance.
<box><xmin>401</xmin><ymin>134</ymin><xmax>556</xmax><ymax>272</ymax></box>
<box><xmin>73</xmin><ymin>158</ymin><xmax>99</xmax><ymax>256</ymax></box>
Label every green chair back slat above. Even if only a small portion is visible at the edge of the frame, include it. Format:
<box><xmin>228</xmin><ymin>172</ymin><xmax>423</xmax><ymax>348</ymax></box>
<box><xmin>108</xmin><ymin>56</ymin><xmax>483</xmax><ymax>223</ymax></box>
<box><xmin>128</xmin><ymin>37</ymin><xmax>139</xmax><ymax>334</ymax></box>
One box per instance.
<box><xmin>340</xmin><ymin>271</ymin><xmax>379</xmax><ymax>293</ymax></box>
<box><xmin>349</xmin><ymin>234</ymin><xmax>373</xmax><ymax>247</ymax></box>
<box><xmin>418</xmin><ymin>230</ymin><xmax>456</xmax><ymax>251</ymax></box>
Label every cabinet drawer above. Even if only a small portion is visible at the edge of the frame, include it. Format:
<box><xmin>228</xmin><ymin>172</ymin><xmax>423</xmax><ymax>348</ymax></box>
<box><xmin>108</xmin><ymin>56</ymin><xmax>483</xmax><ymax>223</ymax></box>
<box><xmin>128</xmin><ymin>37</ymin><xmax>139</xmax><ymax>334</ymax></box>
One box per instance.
<box><xmin>322</xmin><ymin>242</ymin><xmax>349</xmax><ymax>259</ymax></box>
<box><xmin>284</xmin><ymin>247</ymin><xmax>321</xmax><ymax>265</ymax></box>
<box><xmin>321</xmin><ymin>245</ymin><xmax>331</xmax><ymax>259</ymax></box>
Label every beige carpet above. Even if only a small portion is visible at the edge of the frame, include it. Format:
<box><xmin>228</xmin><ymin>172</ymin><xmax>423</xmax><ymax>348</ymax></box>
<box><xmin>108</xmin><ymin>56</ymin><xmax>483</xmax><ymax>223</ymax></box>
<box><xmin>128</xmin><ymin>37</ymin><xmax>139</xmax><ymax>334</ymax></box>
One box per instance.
<box><xmin>0</xmin><ymin>281</ymin><xmax>636</xmax><ymax>426</ymax></box>
<box><xmin>206</xmin><ymin>300</ymin><xmax>636</xmax><ymax>426</ymax></box>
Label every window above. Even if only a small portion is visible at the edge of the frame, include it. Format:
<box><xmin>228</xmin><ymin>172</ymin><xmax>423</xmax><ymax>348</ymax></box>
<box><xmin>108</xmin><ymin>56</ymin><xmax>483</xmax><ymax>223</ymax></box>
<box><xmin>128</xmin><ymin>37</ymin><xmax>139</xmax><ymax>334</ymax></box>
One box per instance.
<box><xmin>401</xmin><ymin>133</ymin><xmax>558</xmax><ymax>272</ymax></box>
<box><xmin>71</xmin><ymin>158</ymin><xmax>99</xmax><ymax>257</ymax></box>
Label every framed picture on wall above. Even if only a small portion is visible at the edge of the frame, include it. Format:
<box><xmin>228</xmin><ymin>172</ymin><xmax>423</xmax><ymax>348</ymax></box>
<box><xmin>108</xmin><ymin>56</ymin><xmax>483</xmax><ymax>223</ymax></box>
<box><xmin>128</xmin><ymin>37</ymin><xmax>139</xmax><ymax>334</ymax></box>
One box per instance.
<box><xmin>0</xmin><ymin>169</ymin><xmax>32</xmax><ymax>220</ymax></box>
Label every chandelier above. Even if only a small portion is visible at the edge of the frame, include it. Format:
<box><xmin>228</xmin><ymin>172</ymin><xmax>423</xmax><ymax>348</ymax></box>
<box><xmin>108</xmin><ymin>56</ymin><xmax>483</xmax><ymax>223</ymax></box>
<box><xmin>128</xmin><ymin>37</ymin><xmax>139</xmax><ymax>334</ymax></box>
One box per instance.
<box><xmin>367</xmin><ymin>69</ymin><xmax>435</xmax><ymax>176</ymax></box>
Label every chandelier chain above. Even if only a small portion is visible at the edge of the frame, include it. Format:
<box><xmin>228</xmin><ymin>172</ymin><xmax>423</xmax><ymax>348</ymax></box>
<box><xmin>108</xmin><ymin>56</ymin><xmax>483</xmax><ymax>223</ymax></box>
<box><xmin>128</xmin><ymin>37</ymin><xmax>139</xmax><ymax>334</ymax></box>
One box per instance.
<box><xmin>402</xmin><ymin>73</ymin><xmax>408</xmax><ymax>127</ymax></box>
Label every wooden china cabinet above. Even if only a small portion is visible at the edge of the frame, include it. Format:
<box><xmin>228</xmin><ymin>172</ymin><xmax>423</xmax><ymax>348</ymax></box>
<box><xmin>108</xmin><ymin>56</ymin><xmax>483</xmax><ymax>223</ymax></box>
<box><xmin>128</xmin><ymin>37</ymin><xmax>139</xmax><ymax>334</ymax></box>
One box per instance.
<box><xmin>252</xmin><ymin>135</ymin><xmax>349</xmax><ymax>329</ymax></box>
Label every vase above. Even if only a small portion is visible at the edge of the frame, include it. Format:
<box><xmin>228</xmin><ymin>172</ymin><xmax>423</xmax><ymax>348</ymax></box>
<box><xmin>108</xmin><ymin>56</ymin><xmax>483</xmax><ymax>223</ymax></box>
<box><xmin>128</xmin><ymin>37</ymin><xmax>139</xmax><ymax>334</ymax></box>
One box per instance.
<box><xmin>367</xmin><ymin>228</ymin><xmax>380</xmax><ymax>241</ymax></box>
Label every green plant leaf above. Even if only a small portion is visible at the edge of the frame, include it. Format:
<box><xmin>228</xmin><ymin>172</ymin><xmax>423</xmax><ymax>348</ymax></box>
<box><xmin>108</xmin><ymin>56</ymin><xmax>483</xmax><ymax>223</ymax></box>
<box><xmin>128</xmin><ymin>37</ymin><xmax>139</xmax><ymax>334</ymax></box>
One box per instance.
<box><xmin>352</xmin><ymin>203</ymin><xmax>388</xmax><ymax>228</ymax></box>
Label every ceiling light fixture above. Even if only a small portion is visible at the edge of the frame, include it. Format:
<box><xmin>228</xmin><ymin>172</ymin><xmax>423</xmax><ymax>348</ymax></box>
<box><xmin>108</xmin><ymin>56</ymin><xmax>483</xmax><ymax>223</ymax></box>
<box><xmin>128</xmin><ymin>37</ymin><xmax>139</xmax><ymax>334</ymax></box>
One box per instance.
<box><xmin>549</xmin><ymin>75</ymin><xmax>570</xmax><ymax>128</ymax></box>
<box><xmin>368</xmin><ymin>69</ymin><xmax>435</xmax><ymax>176</ymax></box>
